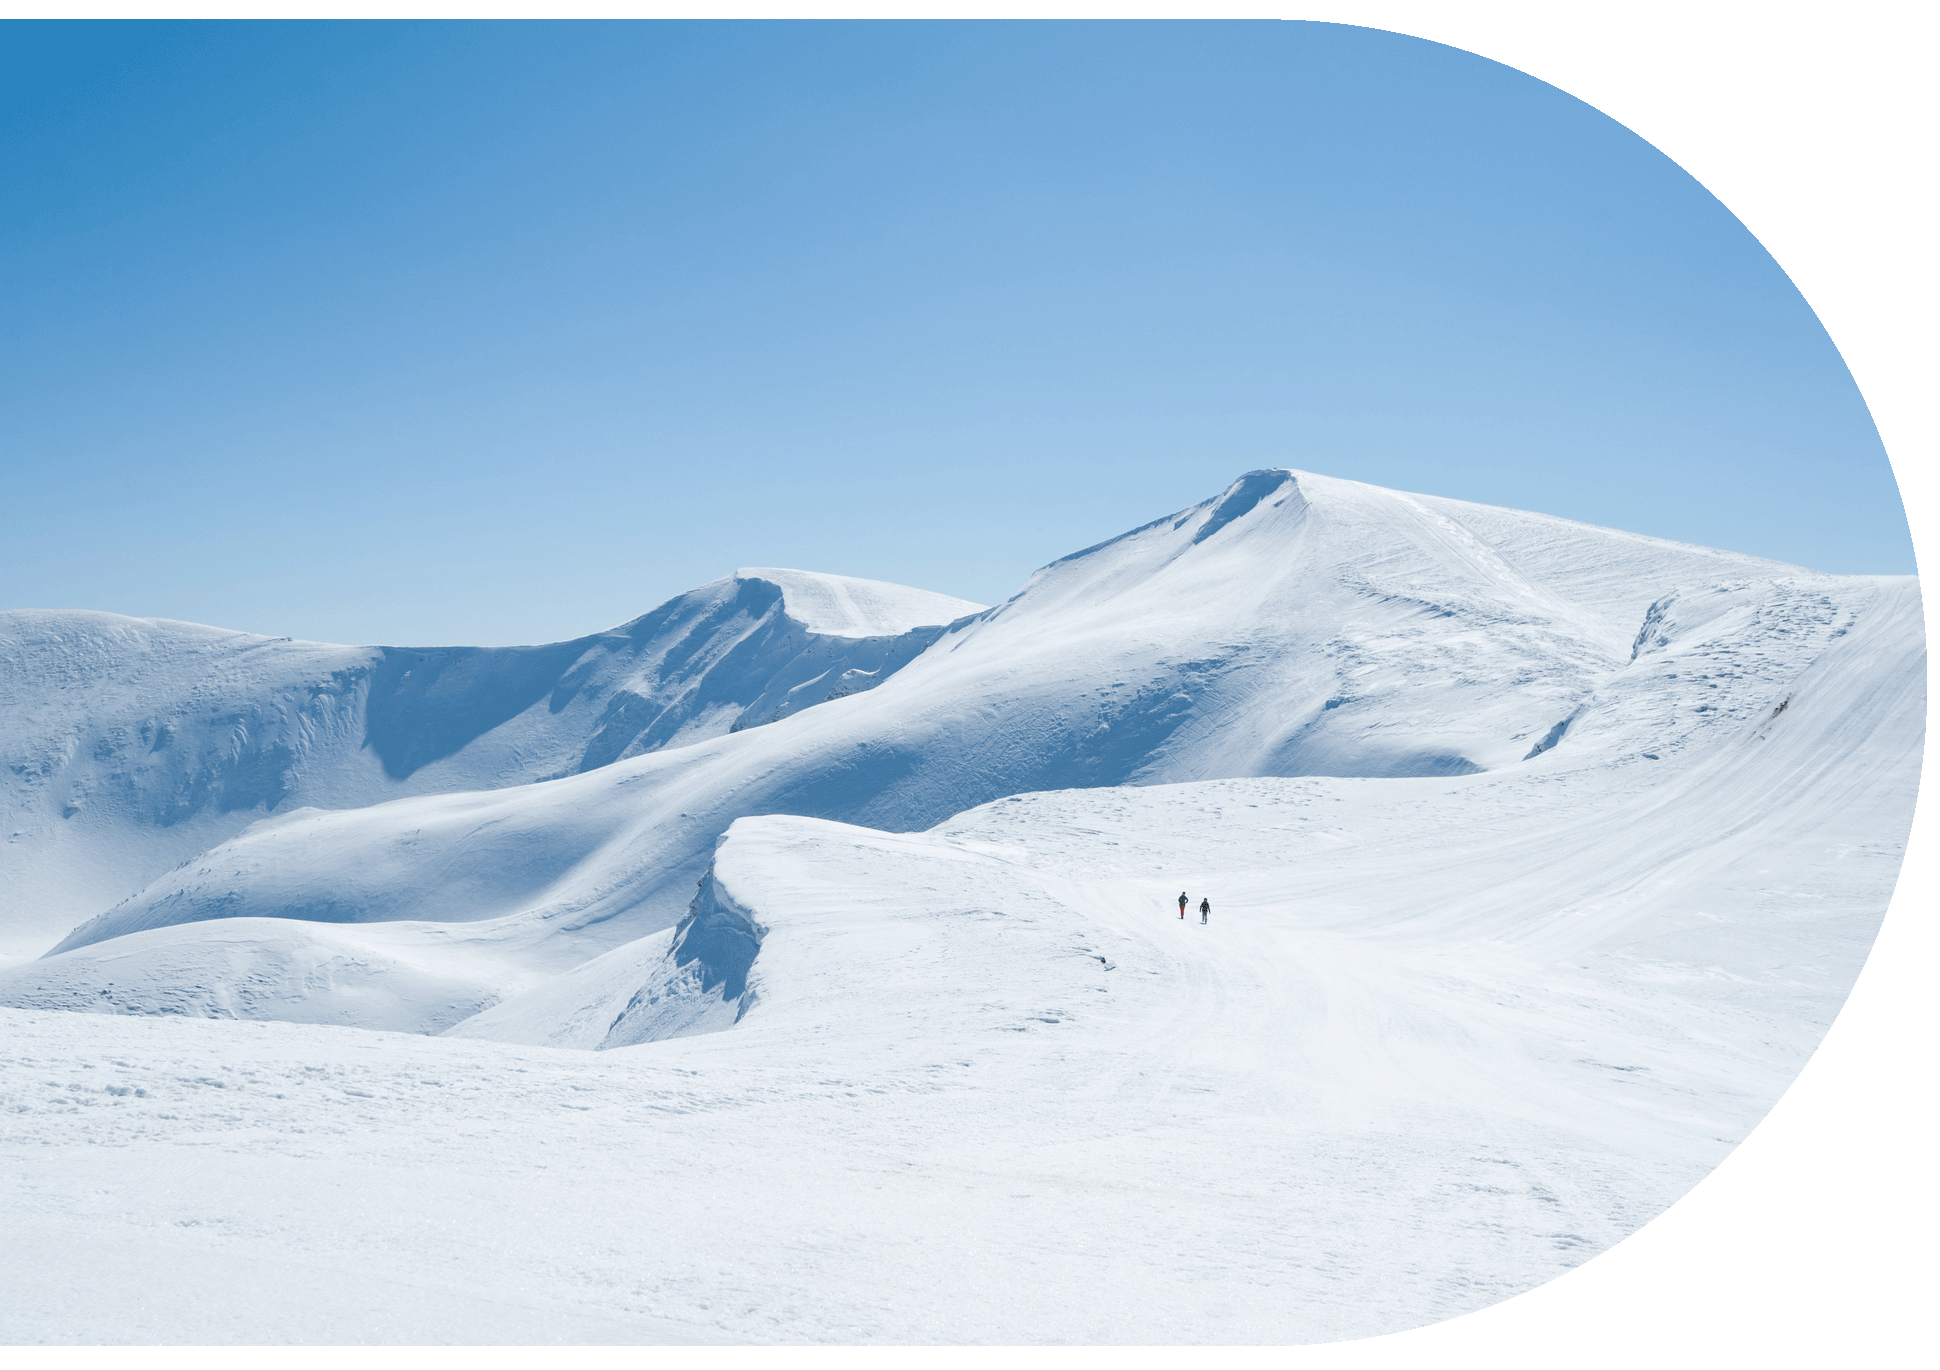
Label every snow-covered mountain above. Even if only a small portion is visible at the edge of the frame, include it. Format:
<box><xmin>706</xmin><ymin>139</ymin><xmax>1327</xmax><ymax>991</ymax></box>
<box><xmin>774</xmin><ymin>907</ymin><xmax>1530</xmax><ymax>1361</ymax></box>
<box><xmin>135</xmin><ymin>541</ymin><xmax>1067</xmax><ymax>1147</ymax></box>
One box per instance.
<box><xmin>0</xmin><ymin>569</ymin><xmax>983</xmax><ymax>960</ymax></box>
<box><xmin>0</xmin><ymin>468</ymin><xmax>1920</xmax><ymax>1343</ymax></box>
<box><xmin>19</xmin><ymin>469</ymin><xmax>1888</xmax><ymax>976</ymax></box>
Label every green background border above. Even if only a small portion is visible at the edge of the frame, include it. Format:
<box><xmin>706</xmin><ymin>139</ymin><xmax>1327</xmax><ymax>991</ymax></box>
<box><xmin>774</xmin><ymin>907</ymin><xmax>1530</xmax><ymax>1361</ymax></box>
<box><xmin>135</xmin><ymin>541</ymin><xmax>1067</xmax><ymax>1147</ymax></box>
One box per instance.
<box><xmin>3</xmin><ymin>5</ymin><xmax>1924</xmax><ymax>1358</ymax></box>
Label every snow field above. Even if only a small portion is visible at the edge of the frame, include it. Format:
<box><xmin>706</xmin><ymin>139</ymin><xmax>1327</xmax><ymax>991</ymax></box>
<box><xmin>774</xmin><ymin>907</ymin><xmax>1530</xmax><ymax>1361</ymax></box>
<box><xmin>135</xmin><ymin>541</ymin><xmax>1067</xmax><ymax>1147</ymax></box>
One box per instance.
<box><xmin>0</xmin><ymin>891</ymin><xmax>1699</xmax><ymax>1342</ymax></box>
<box><xmin>3</xmin><ymin>706</ymin><xmax>1910</xmax><ymax>1343</ymax></box>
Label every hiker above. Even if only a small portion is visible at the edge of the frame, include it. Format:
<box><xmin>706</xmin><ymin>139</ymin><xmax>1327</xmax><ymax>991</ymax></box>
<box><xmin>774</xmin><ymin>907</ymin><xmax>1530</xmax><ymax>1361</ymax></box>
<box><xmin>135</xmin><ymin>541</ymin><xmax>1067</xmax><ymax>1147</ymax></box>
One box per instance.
<box><xmin>1200</xmin><ymin>897</ymin><xmax>1210</xmax><ymax>924</ymax></box>
<box><xmin>1178</xmin><ymin>891</ymin><xmax>1188</xmax><ymax>919</ymax></box>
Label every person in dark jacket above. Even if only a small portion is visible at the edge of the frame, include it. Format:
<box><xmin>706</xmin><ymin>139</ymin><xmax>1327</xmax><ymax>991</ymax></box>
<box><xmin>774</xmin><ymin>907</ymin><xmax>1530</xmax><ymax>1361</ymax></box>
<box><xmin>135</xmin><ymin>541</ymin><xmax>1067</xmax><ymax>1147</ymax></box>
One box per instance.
<box><xmin>1178</xmin><ymin>892</ymin><xmax>1188</xmax><ymax>919</ymax></box>
<box><xmin>1199</xmin><ymin>897</ymin><xmax>1211</xmax><ymax>924</ymax></box>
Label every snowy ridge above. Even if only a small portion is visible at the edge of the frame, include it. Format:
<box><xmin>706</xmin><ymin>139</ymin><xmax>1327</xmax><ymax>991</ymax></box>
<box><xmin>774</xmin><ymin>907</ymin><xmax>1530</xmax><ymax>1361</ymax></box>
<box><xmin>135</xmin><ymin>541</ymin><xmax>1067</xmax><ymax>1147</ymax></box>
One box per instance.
<box><xmin>736</xmin><ymin>566</ymin><xmax>984</xmax><ymax>638</ymax></box>
<box><xmin>0</xmin><ymin>570</ymin><xmax>983</xmax><ymax>959</ymax></box>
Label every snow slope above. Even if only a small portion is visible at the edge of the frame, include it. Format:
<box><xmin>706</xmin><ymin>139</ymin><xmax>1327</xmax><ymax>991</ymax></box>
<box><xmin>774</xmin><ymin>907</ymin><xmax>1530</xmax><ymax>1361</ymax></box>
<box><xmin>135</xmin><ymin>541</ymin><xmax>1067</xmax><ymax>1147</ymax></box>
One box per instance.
<box><xmin>0</xmin><ymin>570</ymin><xmax>982</xmax><ymax>961</ymax></box>
<box><xmin>0</xmin><ymin>468</ymin><xmax>1920</xmax><ymax>1343</ymax></box>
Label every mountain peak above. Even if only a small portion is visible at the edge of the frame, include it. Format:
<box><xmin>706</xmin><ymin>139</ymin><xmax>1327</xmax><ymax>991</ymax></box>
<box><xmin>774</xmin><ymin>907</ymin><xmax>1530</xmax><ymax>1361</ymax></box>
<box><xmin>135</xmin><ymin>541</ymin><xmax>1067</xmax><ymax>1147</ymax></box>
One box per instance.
<box><xmin>734</xmin><ymin>567</ymin><xmax>985</xmax><ymax>638</ymax></box>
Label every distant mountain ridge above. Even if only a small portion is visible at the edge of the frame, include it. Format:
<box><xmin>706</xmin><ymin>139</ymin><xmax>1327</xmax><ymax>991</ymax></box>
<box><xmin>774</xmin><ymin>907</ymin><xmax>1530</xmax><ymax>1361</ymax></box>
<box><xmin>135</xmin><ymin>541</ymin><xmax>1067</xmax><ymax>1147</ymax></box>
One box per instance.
<box><xmin>0</xmin><ymin>569</ymin><xmax>984</xmax><ymax>958</ymax></box>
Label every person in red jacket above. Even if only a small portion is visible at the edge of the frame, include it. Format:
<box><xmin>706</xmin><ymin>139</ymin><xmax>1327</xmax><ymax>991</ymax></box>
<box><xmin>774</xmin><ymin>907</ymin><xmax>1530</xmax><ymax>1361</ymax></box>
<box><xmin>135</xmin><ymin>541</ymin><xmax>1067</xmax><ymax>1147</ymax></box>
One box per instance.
<box><xmin>1177</xmin><ymin>891</ymin><xmax>1188</xmax><ymax>919</ymax></box>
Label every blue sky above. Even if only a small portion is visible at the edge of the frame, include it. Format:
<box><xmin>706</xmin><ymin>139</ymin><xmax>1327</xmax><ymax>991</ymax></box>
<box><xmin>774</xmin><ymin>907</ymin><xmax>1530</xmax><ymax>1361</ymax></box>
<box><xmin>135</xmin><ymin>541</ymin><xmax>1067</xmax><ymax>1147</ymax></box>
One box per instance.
<box><xmin>1</xmin><ymin>20</ymin><xmax>1910</xmax><ymax>645</ymax></box>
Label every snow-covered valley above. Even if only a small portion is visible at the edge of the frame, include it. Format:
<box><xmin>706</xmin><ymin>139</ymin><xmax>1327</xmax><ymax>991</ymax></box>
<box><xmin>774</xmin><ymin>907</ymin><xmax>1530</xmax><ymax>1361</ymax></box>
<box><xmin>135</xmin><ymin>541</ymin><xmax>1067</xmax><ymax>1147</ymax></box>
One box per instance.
<box><xmin>0</xmin><ymin>469</ymin><xmax>1921</xmax><ymax>1343</ymax></box>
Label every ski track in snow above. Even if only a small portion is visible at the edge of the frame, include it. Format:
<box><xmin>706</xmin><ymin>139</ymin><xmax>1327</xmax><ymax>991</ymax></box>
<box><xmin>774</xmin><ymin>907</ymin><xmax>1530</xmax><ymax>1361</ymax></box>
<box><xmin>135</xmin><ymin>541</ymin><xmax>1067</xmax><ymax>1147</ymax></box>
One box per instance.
<box><xmin>0</xmin><ymin>469</ymin><xmax>1922</xmax><ymax>1344</ymax></box>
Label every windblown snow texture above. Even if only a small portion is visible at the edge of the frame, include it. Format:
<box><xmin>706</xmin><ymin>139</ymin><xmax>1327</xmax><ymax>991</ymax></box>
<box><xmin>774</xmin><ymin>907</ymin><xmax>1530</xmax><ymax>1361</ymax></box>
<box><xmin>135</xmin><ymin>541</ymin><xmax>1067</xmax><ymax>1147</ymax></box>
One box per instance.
<box><xmin>0</xmin><ymin>469</ymin><xmax>1920</xmax><ymax>1344</ymax></box>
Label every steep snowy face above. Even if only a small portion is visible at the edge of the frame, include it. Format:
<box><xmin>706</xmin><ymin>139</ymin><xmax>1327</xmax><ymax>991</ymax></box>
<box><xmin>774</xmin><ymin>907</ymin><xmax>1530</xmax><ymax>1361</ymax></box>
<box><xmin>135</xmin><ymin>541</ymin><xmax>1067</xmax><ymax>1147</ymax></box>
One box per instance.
<box><xmin>31</xmin><ymin>468</ymin><xmax>1894</xmax><ymax>980</ymax></box>
<box><xmin>438</xmin><ymin>568</ymin><xmax>984</xmax><ymax>776</ymax></box>
<box><xmin>0</xmin><ymin>571</ymin><xmax>983</xmax><ymax>959</ymax></box>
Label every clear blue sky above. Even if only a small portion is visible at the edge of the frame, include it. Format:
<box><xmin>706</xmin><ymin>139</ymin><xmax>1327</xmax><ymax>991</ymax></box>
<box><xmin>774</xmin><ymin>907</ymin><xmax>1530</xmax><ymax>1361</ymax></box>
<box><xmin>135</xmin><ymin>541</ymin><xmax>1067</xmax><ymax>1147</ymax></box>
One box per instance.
<box><xmin>1</xmin><ymin>20</ymin><xmax>1911</xmax><ymax>646</ymax></box>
